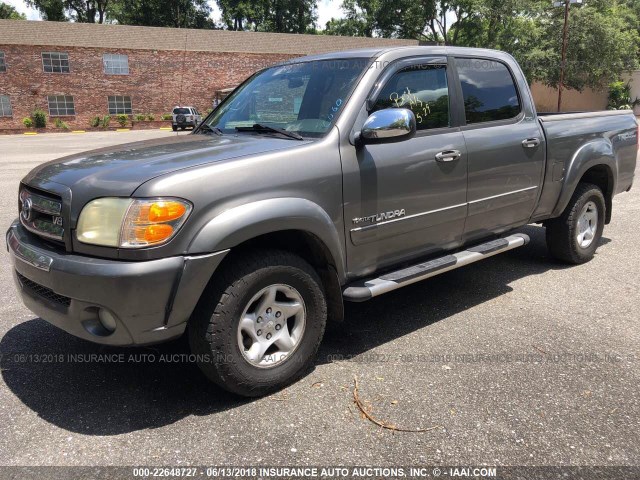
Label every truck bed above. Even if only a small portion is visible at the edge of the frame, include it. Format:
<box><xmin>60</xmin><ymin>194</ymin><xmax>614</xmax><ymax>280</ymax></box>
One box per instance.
<box><xmin>532</xmin><ymin>109</ymin><xmax>638</xmax><ymax>223</ymax></box>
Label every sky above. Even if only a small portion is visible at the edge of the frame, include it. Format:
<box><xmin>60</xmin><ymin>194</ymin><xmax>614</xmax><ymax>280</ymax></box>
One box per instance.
<box><xmin>3</xmin><ymin>0</ymin><xmax>346</xmax><ymax>27</ymax></box>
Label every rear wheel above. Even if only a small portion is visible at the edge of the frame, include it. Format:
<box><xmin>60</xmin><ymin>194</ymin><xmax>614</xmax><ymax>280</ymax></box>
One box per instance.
<box><xmin>546</xmin><ymin>183</ymin><xmax>606</xmax><ymax>264</ymax></box>
<box><xmin>172</xmin><ymin>125</ymin><xmax>177</xmax><ymax>132</ymax></box>
<box><xmin>189</xmin><ymin>250</ymin><xmax>327</xmax><ymax>397</ymax></box>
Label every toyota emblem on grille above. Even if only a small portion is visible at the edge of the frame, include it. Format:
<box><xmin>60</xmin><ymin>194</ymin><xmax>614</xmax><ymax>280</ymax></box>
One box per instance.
<box><xmin>21</xmin><ymin>197</ymin><xmax>33</xmax><ymax>222</ymax></box>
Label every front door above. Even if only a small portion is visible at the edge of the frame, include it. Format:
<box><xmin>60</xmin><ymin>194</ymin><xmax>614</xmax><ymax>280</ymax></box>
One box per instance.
<box><xmin>341</xmin><ymin>59</ymin><xmax>468</xmax><ymax>277</ymax></box>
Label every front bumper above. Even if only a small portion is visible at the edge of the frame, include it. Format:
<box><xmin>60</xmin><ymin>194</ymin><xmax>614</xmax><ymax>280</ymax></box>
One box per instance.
<box><xmin>6</xmin><ymin>221</ymin><xmax>228</xmax><ymax>346</ymax></box>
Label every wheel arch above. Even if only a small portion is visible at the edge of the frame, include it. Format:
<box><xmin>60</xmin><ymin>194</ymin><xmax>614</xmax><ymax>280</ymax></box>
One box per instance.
<box><xmin>187</xmin><ymin>198</ymin><xmax>347</xmax><ymax>323</ymax></box>
<box><xmin>552</xmin><ymin>140</ymin><xmax>617</xmax><ymax>224</ymax></box>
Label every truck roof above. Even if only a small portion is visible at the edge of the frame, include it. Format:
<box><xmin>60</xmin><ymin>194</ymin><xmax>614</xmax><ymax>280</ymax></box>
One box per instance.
<box><xmin>291</xmin><ymin>46</ymin><xmax>514</xmax><ymax>63</ymax></box>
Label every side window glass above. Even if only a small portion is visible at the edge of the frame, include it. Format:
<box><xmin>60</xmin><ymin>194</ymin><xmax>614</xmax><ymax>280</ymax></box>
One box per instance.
<box><xmin>371</xmin><ymin>64</ymin><xmax>450</xmax><ymax>131</ymax></box>
<box><xmin>456</xmin><ymin>58</ymin><xmax>521</xmax><ymax>124</ymax></box>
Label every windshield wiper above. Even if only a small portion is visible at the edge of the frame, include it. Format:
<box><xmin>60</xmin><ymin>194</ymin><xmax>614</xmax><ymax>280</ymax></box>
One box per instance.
<box><xmin>197</xmin><ymin>123</ymin><xmax>223</xmax><ymax>136</ymax></box>
<box><xmin>235</xmin><ymin>124</ymin><xmax>304</xmax><ymax>140</ymax></box>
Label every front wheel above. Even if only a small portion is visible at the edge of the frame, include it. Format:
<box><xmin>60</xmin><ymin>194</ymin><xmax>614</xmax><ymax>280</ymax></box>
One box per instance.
<box><xmin>546</xmin><ymin>183</ymin><xmax>606</xmax><ymax>264</ymax></box>
<box><xmin>189</xmin><ymin>250</ymin><xmax>327</xmax><ymax>397</ymax></box>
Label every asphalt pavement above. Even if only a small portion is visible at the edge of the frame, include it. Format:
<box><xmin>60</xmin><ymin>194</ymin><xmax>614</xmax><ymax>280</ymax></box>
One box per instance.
<box><xmin>0</xmin><ymin>130</ymin><xmax>638</xmax><ymax>468</ymax></box>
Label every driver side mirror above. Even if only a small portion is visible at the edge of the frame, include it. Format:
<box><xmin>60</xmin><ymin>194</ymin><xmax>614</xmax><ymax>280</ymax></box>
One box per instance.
<box><xmin>357</xmin><ymin>108</ymin><xmax>417</xmax><ymax>145</ymax></box>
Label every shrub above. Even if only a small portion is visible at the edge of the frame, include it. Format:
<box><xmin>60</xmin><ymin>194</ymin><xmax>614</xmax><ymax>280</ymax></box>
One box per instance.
<box><xmin>607</xmin><ymin>81</ymin><xmax>640</xmax><ymax>110</ymax></box>
<box><xmin>90</xmin><ymin>116</ymin><xmax>101</xmax><ymax>128</ymax></box>
<box><xmin>22</xmin><ymin>117</ymin><xmax>33</xmax><ymax>128</ymax></box>
<box><xmin>146</xmin><ymin>113</ymin><xmax>155</xmax><ymax>121</ymax></box>
<box><xmin>101</xmin><ymin>115</ymin><xmax>111</xmax><ymax>128</ymax></box>
<box><xmin>54</xmin><ymin>118</ymin><xmax>69</xmax><ymax>130</ymax></box>
<box><xmin>31</xmin><ymin>109</ymin><xmax>47</xmax><ymax>128</ymax></box>
<box><xmin>161</xmin><ymin>113</ymin><xmax>172</xmax><ymax>121</ymax></box>
<box><xmin>134</xmin><ymin>113</ymin><xmax>146</xmax><ymax>122</ymax></box>
<box><xmin>116</xmin><ymin>114</ymin><xmax>128</xmax><ymax>127</ymax></box>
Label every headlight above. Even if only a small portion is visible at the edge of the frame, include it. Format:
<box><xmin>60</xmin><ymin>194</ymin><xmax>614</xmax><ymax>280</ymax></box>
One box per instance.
<box><xmin>77</xmin><ymin>197</ymin><xmax>192</xmax><ymax>248</ymax></box>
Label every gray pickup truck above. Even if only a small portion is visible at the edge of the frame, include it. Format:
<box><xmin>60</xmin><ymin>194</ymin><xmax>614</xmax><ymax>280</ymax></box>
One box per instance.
<box><xmin>7</xmin><ymin>47</ymin><xmax>637</xmax><ymax>396</ymax></box>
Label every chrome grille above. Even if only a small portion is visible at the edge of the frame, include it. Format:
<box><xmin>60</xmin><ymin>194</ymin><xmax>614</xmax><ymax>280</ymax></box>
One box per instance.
<box><xmin>19</xmin><ymin>187</ymin><xmax>64</xmax><ymax>241</ymax></box>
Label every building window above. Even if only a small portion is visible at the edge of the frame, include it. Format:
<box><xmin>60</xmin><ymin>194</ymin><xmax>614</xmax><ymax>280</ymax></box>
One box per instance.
<box><xmin>47</xmin><ymin>95</ymin><xmax>75</xmax><ymax>116</ymax></box>
<box><xmin>0</xmin><ymin>96</ymin><xmax>12</xmax><ymax>116</ymax></box>
<box><xmin>0</xmin><ymin>52</ymin><xmax>6</xmax><ymax>73</ymax></box>
<box><xmin>103</xmin><ymin>54</ymin><xmax>129</xmax><ymax>75</ymax></box>
<box><xmin>107</xmin><ymin>96</ymin><xmax>132</xmax><ymax>114</ymax></box>
<box><xmin>42</xmin><ymin>52</ymin><xmax>70</xmax><ymax>73</ymax></box>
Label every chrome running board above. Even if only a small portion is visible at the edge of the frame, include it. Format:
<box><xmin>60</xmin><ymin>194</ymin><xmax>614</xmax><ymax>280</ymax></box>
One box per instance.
<box><xmin>342</xmin><ymin>234</ymin><xmax>530</xmax><ymax>302</ymax></box>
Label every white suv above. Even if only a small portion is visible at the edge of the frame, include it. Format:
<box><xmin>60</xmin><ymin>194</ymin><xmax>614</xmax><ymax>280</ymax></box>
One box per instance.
<box><xmin>172</xmin><ymin>106</ymin><xmax>202</xmax><ymax>131</ymax></box>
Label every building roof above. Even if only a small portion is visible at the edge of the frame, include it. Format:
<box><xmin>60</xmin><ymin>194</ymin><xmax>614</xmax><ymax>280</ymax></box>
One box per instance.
<box><xmin>0</xmin><ymin>20</ymin><xmax>417</xmax><ymax>55</ymax></box>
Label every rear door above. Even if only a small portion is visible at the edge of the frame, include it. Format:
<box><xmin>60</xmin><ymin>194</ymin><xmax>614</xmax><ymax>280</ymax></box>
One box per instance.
<box><xmin>454</xmin><ymin>57</ymin><xmax>545</xmax><ymax>242</ymax></box>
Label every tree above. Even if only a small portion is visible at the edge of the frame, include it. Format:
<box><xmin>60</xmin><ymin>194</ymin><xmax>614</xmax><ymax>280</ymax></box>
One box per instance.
<box><xmin>216</xmin><ymin>0</ymin><xmax>318</xmax><ymax>33</ymax></box>
<box><xmin>326</xmin><ymin>0</ymin><xmax>639</xmax><ymax>93</ymax></box>
<box><xmin>112</xmin><ymin>0</ymin><xmax>214</xmax><ymax>28</ymax></box>
<box><xmin>25</xmin><ymin>0</ymin><xmax>112</xmax><ymax>22</ymax></box>
<box><xmin>0</xmin><ymin>2</ymin><xmax>27</xmax><ymax>19</ymax></box>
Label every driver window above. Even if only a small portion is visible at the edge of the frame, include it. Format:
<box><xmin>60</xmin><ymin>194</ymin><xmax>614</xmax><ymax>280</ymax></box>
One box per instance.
<box><xmin>371</xmin><ymin>64</ymin><xmax>450</xmax><ymax>131</ymax></box>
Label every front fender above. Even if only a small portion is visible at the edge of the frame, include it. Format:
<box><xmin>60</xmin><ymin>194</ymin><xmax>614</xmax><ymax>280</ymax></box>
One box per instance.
<box><xmin>187</xmin><ymin>198</ymin><xmax>346</xmax><ymax>280</ymax></box>
<box><xmin>551</xmin><ymin>139</ymin><xmax>617</xmax><ymax>218</ymax></box>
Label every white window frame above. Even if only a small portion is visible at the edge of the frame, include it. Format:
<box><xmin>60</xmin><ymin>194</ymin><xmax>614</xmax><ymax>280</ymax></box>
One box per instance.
<box><xmin>42</xmin><ymin>52</ymin><xmax>70</xmax><ymax>74</ymax></box>
<box><xmin>0</xmin><ymin>95</ymin><xmax>12</xmax><ymax>117</ymax></box>
<box><xmin>0</xmin><ymin>52</ymin><xmax>6</xmax><ymax>73</ymax></box>
<box><xmin>103</xmin><ymin>54</ymin><xmax>129</xmax><ymax>75</ymax></box>
<box><xmin>47</xmin><ymin>95</ymin><xmax>76</xmax><ymax>116</ymax></box>
<box><xmin>107</xmin><ymin>95</ymin><xmax>132</xmax><ymax>115</ymax></box>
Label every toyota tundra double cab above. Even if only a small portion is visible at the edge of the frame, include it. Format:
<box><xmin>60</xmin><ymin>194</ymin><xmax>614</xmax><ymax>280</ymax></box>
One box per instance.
<box><xmin>7</xmin><ymin>47</ymin><xmax>637</xmax><ymax>396</ymax></box>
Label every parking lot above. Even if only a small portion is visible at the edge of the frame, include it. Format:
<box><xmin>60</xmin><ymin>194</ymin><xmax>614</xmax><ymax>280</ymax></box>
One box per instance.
<box><xmin>0</xmin><ymin>130</ymin><xmax>639</xmax><ymax>467</ymax></box>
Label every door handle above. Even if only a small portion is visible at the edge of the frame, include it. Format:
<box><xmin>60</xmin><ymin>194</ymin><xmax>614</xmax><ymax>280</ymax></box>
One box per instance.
<box><xmin>522</xmin><ymin>138</ymin><xmax>541</xmax><ymax>148</ymax></box>
<box><xmin>435</xmin><ymin>150</ymin><xmax>462</xmax><ymax>162</ymax></box>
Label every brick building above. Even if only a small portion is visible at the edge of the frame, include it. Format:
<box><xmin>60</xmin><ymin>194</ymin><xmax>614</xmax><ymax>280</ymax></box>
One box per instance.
<box><xmin>0</xmin><ymin>20</ymin><xmax>416</xmax><ymax>130</ymax></box>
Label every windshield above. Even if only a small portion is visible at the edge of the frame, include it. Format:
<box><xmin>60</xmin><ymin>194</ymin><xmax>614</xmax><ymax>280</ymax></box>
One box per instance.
<box><xmin>204</xmin><ymin>59</ymin><xmax>367</xmax><ymax>138</ymax></box>
<box><xmin>173</xmin><ymin>108</ymin><xmax>190</xmax><ymax>114</ymax></box>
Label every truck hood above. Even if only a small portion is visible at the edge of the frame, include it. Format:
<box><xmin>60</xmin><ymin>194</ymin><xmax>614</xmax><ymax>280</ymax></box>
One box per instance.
<box><xmin>22</xmin><ymin>134</ymin><xmax>309</xmax><ymax>198</ymax></box>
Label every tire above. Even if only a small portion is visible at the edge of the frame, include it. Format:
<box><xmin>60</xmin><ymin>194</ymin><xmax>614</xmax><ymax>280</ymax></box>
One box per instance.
<box><xmin>546</xmin><ymin>183</ymin><xmax>606</xmax><ymax>264</ymax></box>
<box><xmin>188</xmin><ymin>249</ymin><xmax>327</xmax><ymax>397</ymax></box>
<box><xmin>172</xmin><ymin>125</ymin><xmax>177</xmax><ymax>132</ymax></box>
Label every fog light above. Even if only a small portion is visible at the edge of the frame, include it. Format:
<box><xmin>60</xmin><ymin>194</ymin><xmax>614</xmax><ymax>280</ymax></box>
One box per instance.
<box><xmin>98</xmin><ymin>308</ymin><xmax>117</xmax><ymax>332</ymax></box>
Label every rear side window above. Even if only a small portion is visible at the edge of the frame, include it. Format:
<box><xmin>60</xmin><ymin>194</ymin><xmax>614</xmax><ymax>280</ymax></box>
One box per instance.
<box><xmin>456</xmin><ymin>58</ymin><xmax>521</xmax><ymax>124</ymax></box>
<box><xmin>372</xmin><ymin>64</ymin><xmax>450</xmax><ymax>131</ymax></box>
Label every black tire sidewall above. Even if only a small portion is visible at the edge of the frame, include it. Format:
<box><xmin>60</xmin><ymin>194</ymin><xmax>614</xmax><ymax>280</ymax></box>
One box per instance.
<box><xmin>191</xmin><ymin>252</ymin><xmax>327</xmax><ymax>396</ymax></box>
<box><xmin>569</xmin><ymin>187</ymin><xmax>606</xmax><ymax>261</ymax></box>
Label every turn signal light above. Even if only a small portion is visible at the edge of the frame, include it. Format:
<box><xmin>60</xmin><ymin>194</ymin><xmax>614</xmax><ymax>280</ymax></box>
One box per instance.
<box><xmin>121</xmin><ymin>198</ymin><xmax>191</xmax><ymax>248</ymax></box>
<box><xmin>148</xmin><ymin>202</ymin><xmax>187</xmax><ymax>223</ymax></box>
<box><xmin>143</xmin><ymin>224</ymin><xmax>174</xmax><ymax>243</ymax></box>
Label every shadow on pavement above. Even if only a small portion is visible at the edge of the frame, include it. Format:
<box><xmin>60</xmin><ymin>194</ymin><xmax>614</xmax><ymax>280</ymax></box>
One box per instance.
<box><xmin>0</xmin><ymin>225</ymin><xmax>609</xmax><ymax>435</ymax></box>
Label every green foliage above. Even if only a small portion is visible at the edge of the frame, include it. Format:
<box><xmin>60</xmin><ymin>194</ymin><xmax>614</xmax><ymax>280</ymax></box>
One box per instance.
<box><xmin>111</xmin><ymin>0</ymin><xmax>214</xmax><ymax>28</ymax></box>
<box><xmin>90</xmin><ymin>115</ymin><xmax>101</xmax><ymax>127</ymax></box>
<box><xmin>31</xmin><ymin>109</ymin><xmax>47</xmax><ymax>128</ymax></box>
<box><xmin>134</xmin><ymin>113</ymin><xmax>146</xmax><ymax>122</ymax></box>
<box><xmin>101</xmin><ymin>115</ymin><xmax>111</xmax><ymax>128</ymax></box>
<box><xmin>327</xmin><ymin>0</ymin><xmax>639</xmax><ymax>93</ymax></box>
<box><xmin>0</xmin><ymin>2</ymin><xmax>27</xmax><ymax>19</ymax></box>
<box><xmin>116</xmin><ymin>114</ymin><xmax>129</xmax><ymax>127</ymax></box>
<box><xmin>161</xmin><ymin>113</ymin><xmax>173</xmax><ymax>121</ymax></box>
<box><xmin>216</xmin><ymin>0</ymin><xmax>317</xmax><ymax>33</ymax></box>
<box><xmin>607</xmin><ymin>81</ymin><xmax>640</xmax><ymax>110</ymax></box>
<box><xmin>54</xmin><ymin>117</ymin><xmax>69</xmax><ymax>130</ymax></box>
<box><xmin>146</xmin><ymin>113</ymin><xmax>155</xmax><ymax>121</ymax></box>
<box><xmin>22</xmin><ymin>118</ymin><xmax>33</xmax><ymax>128</ymax></box>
